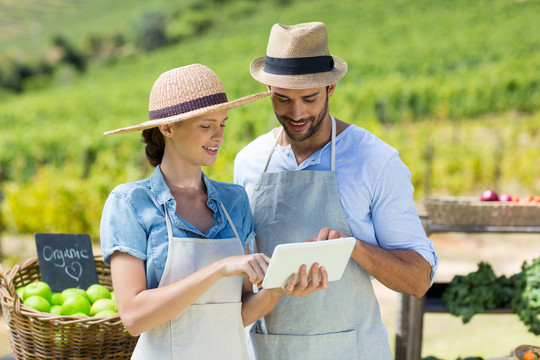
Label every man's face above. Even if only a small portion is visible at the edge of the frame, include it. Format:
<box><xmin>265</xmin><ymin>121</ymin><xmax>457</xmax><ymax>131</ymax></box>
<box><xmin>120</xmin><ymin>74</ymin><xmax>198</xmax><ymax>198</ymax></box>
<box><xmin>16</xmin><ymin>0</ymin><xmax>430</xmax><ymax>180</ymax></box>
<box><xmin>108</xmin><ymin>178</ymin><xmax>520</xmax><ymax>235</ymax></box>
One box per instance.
<box><xmin>269</xmin><ymin>85</ymin><xmax>335</xmax><ymax>143</ymax></box>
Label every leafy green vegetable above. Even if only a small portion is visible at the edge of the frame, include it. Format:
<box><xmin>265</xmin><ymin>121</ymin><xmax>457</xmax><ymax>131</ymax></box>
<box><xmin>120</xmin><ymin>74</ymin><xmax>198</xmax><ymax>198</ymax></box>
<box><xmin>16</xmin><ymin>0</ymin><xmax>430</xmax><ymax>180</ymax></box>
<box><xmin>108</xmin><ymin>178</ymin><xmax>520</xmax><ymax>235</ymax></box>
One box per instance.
<box><xmin>442</xmin><ymin>257</ymin><xmax>540</xmax><ymax>335</ymax></box>
<box><xmin>442</xmin><ymin>262</ymin><xmax>514</xmax><ymax>323</ymax></box>
<box><xmin>511</xmin><ymin>257</ymin><xmax>540</xmax><ymax>335</ymax></box>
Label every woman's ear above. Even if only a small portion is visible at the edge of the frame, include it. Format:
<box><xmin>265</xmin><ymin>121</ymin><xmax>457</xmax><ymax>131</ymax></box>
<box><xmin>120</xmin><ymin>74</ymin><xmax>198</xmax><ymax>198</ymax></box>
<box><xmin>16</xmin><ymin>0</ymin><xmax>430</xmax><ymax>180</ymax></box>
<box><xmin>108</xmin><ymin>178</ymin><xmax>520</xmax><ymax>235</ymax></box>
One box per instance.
<box><xmin>159</xmin><ymin>124</ymin><xmax>174</xmax><ymax>138</ymax></box>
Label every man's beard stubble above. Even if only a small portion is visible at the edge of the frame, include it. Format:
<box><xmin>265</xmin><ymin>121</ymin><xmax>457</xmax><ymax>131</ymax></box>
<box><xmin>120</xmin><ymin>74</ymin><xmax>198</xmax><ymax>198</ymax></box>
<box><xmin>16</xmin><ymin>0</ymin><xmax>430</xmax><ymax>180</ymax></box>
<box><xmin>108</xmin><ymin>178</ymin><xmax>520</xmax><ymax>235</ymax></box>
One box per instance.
<box><xmin>276</xmin><ymin>96</ymin><xmax>329</xmax><ymax>142</ymax></box>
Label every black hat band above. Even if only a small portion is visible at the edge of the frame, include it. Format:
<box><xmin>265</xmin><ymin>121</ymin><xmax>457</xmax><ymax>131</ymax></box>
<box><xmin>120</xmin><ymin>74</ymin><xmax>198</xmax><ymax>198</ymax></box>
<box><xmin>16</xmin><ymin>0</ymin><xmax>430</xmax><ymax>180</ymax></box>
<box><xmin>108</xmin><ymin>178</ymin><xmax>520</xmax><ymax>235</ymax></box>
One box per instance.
<box><xmin>149</xmin><ymin>93</ymin><xmax>228</xmax><ymax>121</ymax></box>
<box><xmin>264</xmin><ymin>55</ymin><xmax>334</xmax><ymax>76</ymax></box>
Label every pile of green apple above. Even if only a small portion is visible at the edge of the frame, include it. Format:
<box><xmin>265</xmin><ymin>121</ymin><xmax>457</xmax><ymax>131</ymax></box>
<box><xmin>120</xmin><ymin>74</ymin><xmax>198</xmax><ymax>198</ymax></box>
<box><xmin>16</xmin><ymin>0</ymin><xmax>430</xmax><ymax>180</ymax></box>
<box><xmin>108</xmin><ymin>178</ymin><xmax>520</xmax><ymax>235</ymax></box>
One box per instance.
<box><xmin>16</xmin><ymin>281</ymin><xmax>118</xmax><ymax>317</ymax></box>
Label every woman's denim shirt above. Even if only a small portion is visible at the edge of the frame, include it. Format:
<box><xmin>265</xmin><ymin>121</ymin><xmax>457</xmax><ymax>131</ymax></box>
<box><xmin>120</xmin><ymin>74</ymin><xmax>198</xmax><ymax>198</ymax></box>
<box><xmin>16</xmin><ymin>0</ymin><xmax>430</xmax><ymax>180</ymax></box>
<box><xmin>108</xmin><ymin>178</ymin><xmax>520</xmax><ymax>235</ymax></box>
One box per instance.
<box><xmin>100</xmin><ymin>165</ymin><xmax>255</xmax><ymax>290</ymax></box>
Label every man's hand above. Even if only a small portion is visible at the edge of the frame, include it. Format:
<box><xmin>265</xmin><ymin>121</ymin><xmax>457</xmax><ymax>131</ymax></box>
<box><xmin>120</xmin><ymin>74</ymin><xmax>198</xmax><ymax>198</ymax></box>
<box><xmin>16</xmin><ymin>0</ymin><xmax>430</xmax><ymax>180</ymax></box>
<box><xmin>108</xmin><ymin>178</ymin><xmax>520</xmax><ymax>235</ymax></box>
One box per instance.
<box><xmin>282</xmin><ymin>262</ymin><xmax>328</xmax><ymax>297</ymax></box>
<box><xmin>307</xmin><ymin>227</ymin><xmax>346</xmax><ymax>242</ymax></box>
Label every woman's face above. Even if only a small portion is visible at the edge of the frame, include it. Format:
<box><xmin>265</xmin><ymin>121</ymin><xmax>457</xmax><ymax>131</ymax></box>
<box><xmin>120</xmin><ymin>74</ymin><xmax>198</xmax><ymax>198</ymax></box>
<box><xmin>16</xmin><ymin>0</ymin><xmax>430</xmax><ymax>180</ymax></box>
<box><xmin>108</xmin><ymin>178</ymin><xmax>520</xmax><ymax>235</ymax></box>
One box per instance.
<box><xmin>164</xmin><ymin>109</ymin><xmax>228</xmax><ymax>168</ymax></box>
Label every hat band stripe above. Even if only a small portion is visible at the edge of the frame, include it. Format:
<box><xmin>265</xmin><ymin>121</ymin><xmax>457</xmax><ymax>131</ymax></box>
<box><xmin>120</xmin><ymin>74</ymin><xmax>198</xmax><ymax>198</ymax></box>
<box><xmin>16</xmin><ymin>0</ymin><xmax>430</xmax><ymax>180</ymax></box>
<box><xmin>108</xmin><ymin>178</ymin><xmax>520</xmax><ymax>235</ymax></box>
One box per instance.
<box><xmin>264</xmin><ymin>55</ymin><xmax>334</xmax><ymax>75</ymax></box>
<box><xmin>148</xmin><ymin>92</ymin><xmax>228</xmax><ymax>120</ymax></box>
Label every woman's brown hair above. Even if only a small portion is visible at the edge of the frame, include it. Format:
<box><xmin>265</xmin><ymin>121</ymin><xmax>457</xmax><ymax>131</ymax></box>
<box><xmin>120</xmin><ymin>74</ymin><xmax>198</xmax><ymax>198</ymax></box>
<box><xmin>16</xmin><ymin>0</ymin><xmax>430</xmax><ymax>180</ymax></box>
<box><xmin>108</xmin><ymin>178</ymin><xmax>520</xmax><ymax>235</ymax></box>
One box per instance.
<box><xmin>142</xmin><ymin>127</ymin><xmax>165</xmax><ymax>167</ymax></box>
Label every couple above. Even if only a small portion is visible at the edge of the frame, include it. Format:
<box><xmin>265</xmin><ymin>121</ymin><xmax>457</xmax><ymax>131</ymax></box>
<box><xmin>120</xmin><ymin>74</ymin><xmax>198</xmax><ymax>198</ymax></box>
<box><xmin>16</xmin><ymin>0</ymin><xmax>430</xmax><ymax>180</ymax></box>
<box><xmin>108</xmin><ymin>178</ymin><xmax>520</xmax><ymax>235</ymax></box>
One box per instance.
<box><xmin>100</xmin><ymin>22</ymin><xmax>438</xmax><ymax>360</ymax></box>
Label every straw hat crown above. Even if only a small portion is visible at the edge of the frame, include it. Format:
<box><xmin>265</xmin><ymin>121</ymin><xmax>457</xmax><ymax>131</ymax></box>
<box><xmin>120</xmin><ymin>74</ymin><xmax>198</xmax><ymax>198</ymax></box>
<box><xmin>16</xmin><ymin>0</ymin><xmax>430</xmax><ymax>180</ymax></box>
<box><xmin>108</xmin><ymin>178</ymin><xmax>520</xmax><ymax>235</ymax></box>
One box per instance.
<box><xmin>148</xmin><ymin>64</ymin><xmax>224</xmax><ymax>115</ymax></box>
<box><xmin>105</xmin><ymin>64</ymin><xmax>269</xmax><ymax>135</ymax></box>
<box><xmin>250</xmin><ymin>22</ymin><xmax>347</xmax><ymax>89</ymax></box>
<box><xmin>266</xmin><ymin>22</ymin><xmax>331</xmax><ymax>59</ymax></box>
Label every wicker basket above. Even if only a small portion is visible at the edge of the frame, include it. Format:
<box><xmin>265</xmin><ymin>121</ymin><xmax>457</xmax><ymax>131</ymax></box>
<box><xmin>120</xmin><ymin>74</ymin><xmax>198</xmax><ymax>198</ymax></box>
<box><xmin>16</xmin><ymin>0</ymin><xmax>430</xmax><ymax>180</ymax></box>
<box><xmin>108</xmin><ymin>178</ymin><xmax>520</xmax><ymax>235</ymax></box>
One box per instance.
<box><xmin>0</xmin><ymin>256</ymin><xmax>139</xmax><ymax>359</ymax></box>
<box><xmin>513</xmin><ymin>344</ymin><xmax>540</xmax><ymax>359</ymax></box>
<box><xmin>423</xmin><ymin>197</ymin><xmax>540</xmax><ymax>227</ymax></box>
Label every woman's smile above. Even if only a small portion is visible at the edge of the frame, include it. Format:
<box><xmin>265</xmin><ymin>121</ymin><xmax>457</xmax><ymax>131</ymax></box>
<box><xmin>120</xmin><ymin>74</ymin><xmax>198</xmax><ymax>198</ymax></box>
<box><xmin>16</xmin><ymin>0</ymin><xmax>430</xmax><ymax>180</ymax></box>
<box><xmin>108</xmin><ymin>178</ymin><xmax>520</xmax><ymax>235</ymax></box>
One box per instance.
<box><xmin>203</xmin><ymin>145</ymin><xmax>219</xmax><ymax>156</ymax></box>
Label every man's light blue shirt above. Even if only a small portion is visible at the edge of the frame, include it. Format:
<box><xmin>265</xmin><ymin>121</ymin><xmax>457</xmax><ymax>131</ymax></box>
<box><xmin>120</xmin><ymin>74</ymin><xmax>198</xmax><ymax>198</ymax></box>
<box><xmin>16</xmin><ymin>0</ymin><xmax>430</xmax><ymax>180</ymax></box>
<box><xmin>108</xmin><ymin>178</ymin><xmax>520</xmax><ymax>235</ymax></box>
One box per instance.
<box><xmin>100</xmin><ymin>165</ymin><xmax>255</xmax><ymax>290</ymax></box>
<box><xmin>234</xmin><ymin>124</ymin><xmax>438</xmax><ymax>282</ymax></box>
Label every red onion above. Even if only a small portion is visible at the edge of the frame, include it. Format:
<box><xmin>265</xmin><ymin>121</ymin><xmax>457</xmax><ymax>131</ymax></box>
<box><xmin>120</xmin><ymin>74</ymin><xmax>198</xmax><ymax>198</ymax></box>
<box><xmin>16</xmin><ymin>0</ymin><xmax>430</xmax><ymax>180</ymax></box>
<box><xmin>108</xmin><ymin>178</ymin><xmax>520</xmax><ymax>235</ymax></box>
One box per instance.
<box><xmin>498</xmin><ymin>193</ymin><xmax>512</xmax><ymax>202</ymax></box>
<box><xmin>480</xmin><ymin>189</ymin><xmax>499</xmax><ymax>201</ymax></box>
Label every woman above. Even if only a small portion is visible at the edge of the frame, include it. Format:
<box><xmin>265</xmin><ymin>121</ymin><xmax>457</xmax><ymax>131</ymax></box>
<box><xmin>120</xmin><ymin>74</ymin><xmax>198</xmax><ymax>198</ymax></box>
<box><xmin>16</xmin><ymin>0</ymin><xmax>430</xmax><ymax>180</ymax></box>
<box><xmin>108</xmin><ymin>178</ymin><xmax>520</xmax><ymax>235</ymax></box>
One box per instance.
<box><xmin>100</xmin><ymin>64</ymin><xmax>281</xmax><ymax>359</ymax></box>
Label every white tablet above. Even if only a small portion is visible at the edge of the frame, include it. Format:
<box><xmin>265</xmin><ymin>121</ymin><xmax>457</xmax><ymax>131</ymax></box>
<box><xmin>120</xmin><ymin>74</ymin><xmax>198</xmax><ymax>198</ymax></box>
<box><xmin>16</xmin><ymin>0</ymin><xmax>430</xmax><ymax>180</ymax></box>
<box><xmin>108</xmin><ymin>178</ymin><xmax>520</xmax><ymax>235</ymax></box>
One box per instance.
<box><xmin>260</xmin><ymin>237</ymin><xmax>356</xmax><ymax>289</ymax></box>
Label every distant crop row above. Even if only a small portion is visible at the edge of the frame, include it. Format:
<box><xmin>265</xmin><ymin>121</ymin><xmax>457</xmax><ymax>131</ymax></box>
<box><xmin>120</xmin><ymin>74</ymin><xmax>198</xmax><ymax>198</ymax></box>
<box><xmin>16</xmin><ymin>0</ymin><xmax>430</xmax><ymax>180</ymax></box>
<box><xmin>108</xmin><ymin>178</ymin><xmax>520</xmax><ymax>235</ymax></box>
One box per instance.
<box><xmin>1</xmin><ymin>0</ymin><xmax>540</xmax><ymax>240</ymax></box>
<box><xmin>1</xmin><ymin>111</ymin><xmax>539</xmax><ymax>240</ymax></box>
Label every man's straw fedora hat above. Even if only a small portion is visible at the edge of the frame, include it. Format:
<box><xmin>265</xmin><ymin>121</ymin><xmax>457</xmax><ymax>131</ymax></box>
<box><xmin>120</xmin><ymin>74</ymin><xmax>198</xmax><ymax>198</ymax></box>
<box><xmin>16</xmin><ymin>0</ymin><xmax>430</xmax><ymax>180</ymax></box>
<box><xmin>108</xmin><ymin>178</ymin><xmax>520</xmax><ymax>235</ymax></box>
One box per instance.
<box><xmin>104</xmin><ymin>64</ymin><xmax>270</xmax><ymax>135</ymax></box>
<box><xmin>250</xmin><ymin>22</ymin><xmax>347</xmax><ymax>89</ymax></box>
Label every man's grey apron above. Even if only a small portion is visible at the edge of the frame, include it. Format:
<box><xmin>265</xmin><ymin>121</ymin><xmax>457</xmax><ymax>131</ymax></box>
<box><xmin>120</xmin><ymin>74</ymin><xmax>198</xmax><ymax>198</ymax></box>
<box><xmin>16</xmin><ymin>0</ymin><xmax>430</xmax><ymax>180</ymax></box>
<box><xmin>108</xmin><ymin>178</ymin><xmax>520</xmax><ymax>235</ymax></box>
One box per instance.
<box><xmin>131</xmin><ymin>203</ymin><xmax>249</xmax><ymax>360</ymax></box>
<box><xmin>249</xmin><ymin>116</ymin><xmax>393</xmax><ymax>360</ymax></box>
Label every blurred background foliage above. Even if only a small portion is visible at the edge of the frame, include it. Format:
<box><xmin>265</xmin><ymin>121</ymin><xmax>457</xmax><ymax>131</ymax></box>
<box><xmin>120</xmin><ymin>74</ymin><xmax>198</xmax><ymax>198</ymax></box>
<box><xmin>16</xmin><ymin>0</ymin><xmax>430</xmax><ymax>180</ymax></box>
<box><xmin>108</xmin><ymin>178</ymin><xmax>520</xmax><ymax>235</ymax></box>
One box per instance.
<box><xmin>0</xmin><ymin>0</ymin><xmax>539</xmax><ymax>240</ymax></box>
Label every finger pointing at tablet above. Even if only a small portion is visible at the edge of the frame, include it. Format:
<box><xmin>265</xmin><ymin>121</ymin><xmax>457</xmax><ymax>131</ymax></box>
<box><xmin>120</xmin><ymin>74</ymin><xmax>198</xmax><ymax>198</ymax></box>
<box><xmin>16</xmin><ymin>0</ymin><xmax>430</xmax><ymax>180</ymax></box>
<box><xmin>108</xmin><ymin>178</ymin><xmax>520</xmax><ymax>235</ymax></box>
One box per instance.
<box><xmin>313</xmin><ymin>227</ymin><xmax>347</xmax><ymax>241</ymax></box>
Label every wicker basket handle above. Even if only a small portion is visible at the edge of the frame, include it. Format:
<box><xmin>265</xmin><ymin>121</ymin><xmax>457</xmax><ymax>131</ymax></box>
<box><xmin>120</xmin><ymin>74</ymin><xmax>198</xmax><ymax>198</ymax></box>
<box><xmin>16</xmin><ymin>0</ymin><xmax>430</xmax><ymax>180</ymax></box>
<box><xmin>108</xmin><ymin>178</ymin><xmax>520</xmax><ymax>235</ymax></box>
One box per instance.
<box><xmin>0</xmin><ymin>264</ymin><xmax>8</xmax><ymax>283</ymax></box>
<box><xmin>0</xmin><ymin>263</ymin><xmax>22</xmax><ymax>315</ymax></box>
<box><xmin>0</xmin><ymin>264</ymin><xmax>9</xmax><ymax>299</ymax></box>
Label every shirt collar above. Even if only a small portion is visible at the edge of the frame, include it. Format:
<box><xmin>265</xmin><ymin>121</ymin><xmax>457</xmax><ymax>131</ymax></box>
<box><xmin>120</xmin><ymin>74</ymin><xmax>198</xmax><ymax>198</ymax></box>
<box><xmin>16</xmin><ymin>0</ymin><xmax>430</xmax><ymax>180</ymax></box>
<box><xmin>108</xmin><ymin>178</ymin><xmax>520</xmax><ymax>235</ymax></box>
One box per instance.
<box><xmin>201</xmin><ymin>172</ymin><xmax>221</xmax><ymax>205</ymax></box>
<box><xmin>150</xmin><ymin>166</ymin><xmax>174</xmax><ymax>205</ymax></box>
<box><xmin>276</xmin><ymin>142</ymin><xmax>326</xmax><ymax>170</ymax></box>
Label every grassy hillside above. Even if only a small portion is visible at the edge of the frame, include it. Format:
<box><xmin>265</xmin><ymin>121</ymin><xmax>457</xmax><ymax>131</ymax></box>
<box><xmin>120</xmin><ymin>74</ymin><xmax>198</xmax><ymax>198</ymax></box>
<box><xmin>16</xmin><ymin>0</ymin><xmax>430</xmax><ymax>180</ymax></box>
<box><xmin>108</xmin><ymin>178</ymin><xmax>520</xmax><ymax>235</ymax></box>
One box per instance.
<box><xmin>0</xmin><ymin>0</ymin><xmax>179</xmax><ymax>52</ymax></box>
<box><xmin>1</xmin><ymin>0</ymin><xmax>540</xmax><ymax>239</ymax></box>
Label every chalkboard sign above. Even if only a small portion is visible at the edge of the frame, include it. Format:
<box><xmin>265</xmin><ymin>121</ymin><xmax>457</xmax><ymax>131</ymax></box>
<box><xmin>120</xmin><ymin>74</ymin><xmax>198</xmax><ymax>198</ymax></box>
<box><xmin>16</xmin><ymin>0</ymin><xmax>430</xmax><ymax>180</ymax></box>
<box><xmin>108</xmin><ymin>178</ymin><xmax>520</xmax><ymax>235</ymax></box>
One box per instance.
<box><xmin>35</xmin><ymin>233</ymin><xmax>99</xmax><ymax>292</ymax></box>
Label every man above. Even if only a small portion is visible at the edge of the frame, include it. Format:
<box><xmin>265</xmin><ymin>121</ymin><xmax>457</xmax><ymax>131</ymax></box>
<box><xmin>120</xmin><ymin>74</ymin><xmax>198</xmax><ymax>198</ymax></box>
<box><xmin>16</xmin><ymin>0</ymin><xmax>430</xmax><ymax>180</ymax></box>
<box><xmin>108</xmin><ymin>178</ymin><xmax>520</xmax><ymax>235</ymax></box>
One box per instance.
<box><xmin>234</xmin><ymin>22</ymin><xmax>438</xmax><ymax>360</ymax></box>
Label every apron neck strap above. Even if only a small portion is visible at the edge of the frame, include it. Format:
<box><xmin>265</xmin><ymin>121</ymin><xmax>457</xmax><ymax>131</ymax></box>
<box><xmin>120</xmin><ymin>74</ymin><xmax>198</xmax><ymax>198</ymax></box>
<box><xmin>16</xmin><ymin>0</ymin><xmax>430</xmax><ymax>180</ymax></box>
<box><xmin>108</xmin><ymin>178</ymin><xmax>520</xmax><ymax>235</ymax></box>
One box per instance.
<box><xmin>164</xmin><ymin>204</ymin><xmax>174</xmax><ymax>239</ymax></box>
<box><xmin>219</xmin><ymin>202</ymin><xmax>241</xmax><ymax>241</ymax></box>
<box><xmin>163</xmin><ymin>203</ymin><xmax>241</xmax><ymax>241</ymax></box>
<box><xmin>262</xmin><ymin>115</ymin><xmax>336</xmax><ymax>173</ymax></box>
<box><xmin>330</xmin><ymin>115</ymin><xmax>336</xmax><ymax>171</ymax></box>
<box><xmin>262</xmin><ymin>127</ymin><xmax>283</xmax><ymax>173</ymax></box>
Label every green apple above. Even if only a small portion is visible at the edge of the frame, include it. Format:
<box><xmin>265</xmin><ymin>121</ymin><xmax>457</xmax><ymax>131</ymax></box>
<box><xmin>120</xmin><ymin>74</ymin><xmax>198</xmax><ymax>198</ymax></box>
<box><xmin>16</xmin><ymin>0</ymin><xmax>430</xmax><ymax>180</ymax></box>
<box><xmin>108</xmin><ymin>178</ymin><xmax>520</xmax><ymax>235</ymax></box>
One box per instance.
<box><xmin>50</xmin><ymin>305</ymin><xmax>62</xmax><ymax>315</ymax></box>
<box><xmin>86</xmin><ymin>284</ymin><xmax>111</xmax><ymax>304</ymax></box>
<box><xmin>94</xmin><ymin>309</ymin><xmax>117</xmax><ymax>317</ymax></box>
<box><xmin>23</xmin><ymin>281</ymin><xmax>52</xmax><ymax>304</ymax></box>
<box><xmin>60</xmin><ymin>294</ymin><xmax>91</xmax><ymax>316</ymax></box>
<box><xmin>89</xmin><ymin>298</ymin><xmax>117</xmax><ymax>316</ymax></box>
<box><xmin>51</xmin><ymin>292</ymin><xmax>63</xmax><ymax>306</ymax></box>
<box><xmin>61</xmin><ymin>288</ymin><xmax>89</xmax><ymax>303</ymax></box>
<box><xmin>24</xmin><ymin>295</ymin><xmax>51</xmax><ymax>313</ymax></box>
<box><xmin>16</xmin><ymin>286</ymin><xmax>26</xmax><ymax>300</ymax></box>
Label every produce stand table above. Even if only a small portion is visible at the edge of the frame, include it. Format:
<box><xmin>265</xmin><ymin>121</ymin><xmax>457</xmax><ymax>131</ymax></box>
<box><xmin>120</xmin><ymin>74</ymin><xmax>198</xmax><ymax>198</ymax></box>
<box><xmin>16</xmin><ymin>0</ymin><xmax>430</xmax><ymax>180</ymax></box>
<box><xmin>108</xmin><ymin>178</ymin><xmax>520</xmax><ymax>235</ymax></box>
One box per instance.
<box><xmin>394</xmin><ymin>217</ymin><xmax>540</xmax><ymax>360</ymax></box>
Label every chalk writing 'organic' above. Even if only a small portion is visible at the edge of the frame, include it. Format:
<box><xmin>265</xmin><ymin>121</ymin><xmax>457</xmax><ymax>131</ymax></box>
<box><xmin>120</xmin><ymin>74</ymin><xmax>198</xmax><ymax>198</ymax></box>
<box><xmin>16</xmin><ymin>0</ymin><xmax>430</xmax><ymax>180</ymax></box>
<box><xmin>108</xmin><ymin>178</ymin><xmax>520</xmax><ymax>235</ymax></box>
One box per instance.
<box><xmin>41</xmin><ymin>246</ymin><xmax>90</xmax><ymax>268</ymax></box>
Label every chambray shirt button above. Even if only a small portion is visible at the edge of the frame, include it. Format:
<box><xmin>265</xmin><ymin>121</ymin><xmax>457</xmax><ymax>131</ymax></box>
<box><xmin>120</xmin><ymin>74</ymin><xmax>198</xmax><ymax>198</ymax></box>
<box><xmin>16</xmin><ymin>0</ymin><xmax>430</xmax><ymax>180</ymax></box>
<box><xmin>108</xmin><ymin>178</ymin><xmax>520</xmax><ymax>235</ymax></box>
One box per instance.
<box><xmin>217</xmin><ymin>218</ymin><xmax>221</xmax><ymax>223</ymax></box>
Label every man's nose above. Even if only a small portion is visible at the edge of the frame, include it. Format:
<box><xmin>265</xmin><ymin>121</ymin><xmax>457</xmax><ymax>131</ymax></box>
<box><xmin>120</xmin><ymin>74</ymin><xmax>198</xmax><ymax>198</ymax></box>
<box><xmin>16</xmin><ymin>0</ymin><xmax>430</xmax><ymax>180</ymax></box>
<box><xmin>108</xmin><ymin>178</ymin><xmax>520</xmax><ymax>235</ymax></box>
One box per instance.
<box><xmin>289</xmin><ymin>103</ymin><xmax>306</xmax><ymax>121</ymax></box>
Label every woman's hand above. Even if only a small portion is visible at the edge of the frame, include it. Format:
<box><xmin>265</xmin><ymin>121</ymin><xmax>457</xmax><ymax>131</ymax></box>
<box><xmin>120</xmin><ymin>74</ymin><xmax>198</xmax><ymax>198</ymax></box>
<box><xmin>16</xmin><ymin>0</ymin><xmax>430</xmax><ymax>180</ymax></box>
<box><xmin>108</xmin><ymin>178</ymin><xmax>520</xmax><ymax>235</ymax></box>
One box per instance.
<box><xmin>219</xmin><ymin>253</ymin><xmax>271</xmax><ymax>286</ymax></box>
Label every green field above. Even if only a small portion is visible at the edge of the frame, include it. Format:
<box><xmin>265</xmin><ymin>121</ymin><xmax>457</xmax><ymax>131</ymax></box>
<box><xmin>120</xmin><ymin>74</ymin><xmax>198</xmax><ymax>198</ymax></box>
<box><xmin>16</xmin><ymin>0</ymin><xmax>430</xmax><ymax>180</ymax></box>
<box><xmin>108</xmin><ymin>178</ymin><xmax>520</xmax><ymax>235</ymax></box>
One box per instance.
<box><xmin>1</xmin><ymin>0</ymin><xmax>539</xmax><ymax>239</ymax></box>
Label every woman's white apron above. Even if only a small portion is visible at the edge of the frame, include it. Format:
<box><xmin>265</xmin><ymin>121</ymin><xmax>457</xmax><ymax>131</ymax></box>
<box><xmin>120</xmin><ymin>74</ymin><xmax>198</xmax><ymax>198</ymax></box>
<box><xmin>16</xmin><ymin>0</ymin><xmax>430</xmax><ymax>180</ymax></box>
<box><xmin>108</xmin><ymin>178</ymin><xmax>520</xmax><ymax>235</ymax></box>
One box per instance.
<box><xmin>249</xmin><ymin>116</ymin><xmax>393</xmax><ymax>360</ymax></box>
<box><xmin>131</xmin><ymin>203</ymin><xmax>249</xmax><ymax>360</ymax></box>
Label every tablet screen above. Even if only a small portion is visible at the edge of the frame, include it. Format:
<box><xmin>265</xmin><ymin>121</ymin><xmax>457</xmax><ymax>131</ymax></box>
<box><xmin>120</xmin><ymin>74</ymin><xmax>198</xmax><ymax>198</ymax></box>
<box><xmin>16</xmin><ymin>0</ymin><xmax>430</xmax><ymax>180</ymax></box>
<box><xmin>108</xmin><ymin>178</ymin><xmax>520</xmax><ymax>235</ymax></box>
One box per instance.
<box><xmin>261</xmin><ymin>237</ymin><xmax>356</xmax><ymax>289</ymax></box>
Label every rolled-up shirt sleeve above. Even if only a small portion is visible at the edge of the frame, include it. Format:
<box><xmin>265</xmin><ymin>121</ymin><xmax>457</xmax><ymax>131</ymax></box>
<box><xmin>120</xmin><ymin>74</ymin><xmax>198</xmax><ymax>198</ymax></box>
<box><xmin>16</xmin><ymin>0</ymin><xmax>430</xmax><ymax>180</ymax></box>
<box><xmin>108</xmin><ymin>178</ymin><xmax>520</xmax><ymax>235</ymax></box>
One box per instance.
<box><xmin>100</xmin><ymin>190</ymin><xmax>148</xmax><ymax>264</ymax></box>
<box><xmin>371</xmin><ymin>154</ymin><xmax>439</xmax><ymax>283</ymax></box>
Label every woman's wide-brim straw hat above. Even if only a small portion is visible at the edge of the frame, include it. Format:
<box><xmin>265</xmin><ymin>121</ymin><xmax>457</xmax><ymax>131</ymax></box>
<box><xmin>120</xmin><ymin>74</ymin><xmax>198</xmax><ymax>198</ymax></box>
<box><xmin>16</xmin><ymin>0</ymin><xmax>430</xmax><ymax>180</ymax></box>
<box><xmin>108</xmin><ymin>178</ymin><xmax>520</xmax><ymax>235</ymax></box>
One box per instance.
<box><xmin>104</xmin><ymin>64</ymin><xmax>270</xmax><ymax>135</ymax></box>
<box><xmin>250</xmin><ymin>22</ymin><xmax>348</xmax><ymax>89</ymax></box>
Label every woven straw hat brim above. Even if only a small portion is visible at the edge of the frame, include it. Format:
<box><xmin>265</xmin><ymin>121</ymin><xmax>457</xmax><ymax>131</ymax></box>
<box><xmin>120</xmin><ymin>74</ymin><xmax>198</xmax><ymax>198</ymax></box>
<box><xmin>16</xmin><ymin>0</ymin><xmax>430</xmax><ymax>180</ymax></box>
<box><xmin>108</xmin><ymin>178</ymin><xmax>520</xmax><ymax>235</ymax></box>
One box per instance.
<box><xmin>250</xmin><ymin>55</ymin><xmax>348</xmax><ymax>89</ymax></box>
<box><xmin>104</xmin><ymin>91</ymin><xmax>270</xmax><ymax>135</ymax></box>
